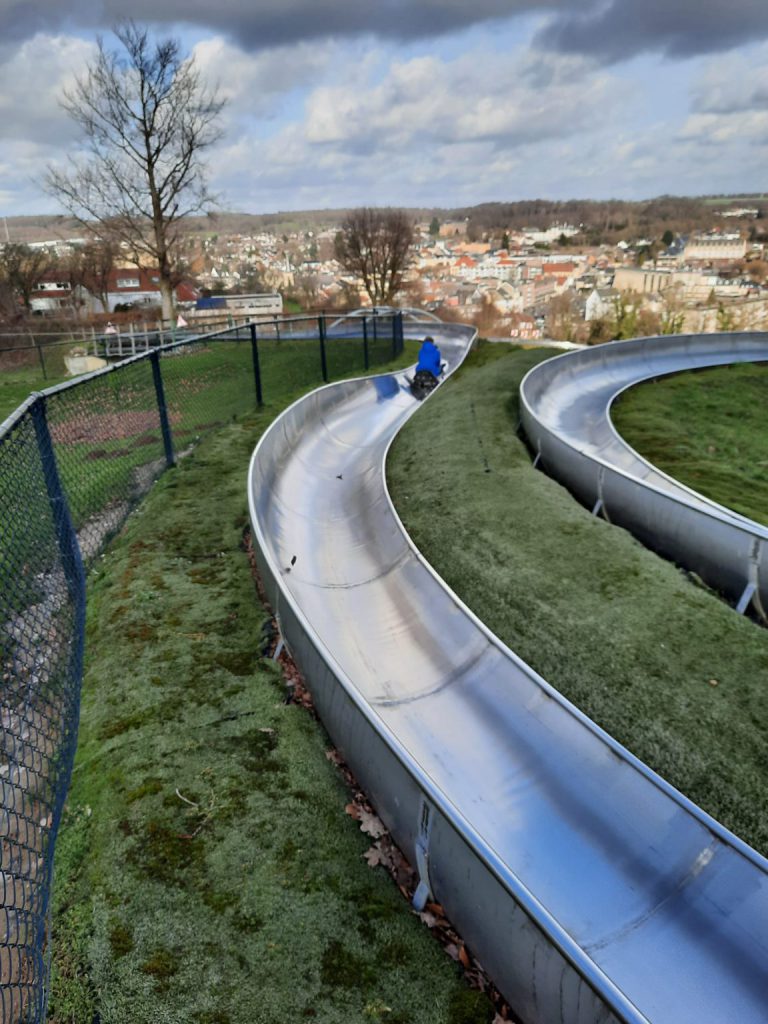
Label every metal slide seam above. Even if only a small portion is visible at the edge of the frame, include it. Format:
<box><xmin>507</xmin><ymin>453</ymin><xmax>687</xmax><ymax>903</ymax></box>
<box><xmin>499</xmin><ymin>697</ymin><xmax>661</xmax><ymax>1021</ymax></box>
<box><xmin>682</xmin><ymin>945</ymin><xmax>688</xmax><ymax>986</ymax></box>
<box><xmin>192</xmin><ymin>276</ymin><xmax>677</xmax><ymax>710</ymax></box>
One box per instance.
<box><xmin>248</xmin><ymin>325</ymin><xmax>768</xmax><ymax>1024</ymax></box>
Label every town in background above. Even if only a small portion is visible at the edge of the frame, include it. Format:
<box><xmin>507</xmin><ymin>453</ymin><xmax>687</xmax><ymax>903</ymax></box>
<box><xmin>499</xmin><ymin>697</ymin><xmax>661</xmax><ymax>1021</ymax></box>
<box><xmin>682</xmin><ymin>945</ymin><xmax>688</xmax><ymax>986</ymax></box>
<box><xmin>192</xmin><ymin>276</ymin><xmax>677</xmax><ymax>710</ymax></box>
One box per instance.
<box><xmin>2</xmin><ymin>194</ymin><xmax>768</xmax><ymax>354</ymax></box>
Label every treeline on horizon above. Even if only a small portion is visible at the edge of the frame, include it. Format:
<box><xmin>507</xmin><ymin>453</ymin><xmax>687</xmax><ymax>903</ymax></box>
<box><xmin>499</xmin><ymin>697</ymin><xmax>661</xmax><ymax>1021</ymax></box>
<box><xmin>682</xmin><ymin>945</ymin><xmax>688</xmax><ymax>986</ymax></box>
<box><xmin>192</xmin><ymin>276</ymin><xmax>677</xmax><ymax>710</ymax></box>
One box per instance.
<box><xmin>6</xmin><ymin>193</ymin><xmax>768</xmax><ymax>247</ymax></box>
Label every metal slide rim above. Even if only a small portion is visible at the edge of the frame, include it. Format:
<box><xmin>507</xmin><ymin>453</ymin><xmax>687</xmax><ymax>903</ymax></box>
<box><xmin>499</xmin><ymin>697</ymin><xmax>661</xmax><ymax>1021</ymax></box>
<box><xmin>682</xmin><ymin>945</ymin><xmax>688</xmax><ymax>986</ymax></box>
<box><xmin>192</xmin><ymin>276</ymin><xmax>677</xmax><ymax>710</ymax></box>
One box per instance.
<box><xmin>518</xmin><ymin>334</ymin><xmax>768</xmax><ymax>540</ymax></box>
<box><xmin>248</xmin><ymin>326</ymin><xmax>768</xmax><ymax>1024</ymax></box>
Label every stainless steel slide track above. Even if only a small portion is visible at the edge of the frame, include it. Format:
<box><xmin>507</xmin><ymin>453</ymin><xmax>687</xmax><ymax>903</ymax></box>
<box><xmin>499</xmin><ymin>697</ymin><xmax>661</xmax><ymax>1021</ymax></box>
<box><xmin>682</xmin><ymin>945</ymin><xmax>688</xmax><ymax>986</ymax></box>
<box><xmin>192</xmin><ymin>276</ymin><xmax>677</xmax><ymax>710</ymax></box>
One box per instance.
<box><xmin>520</xmin><ymin>331</ymin><xmax>768</xmax><ymax>618</ymax></box>
<box><xmin>248</xmin><ymin>325</ymin><xmax>768</xmax><ymax>1024</ymax></box>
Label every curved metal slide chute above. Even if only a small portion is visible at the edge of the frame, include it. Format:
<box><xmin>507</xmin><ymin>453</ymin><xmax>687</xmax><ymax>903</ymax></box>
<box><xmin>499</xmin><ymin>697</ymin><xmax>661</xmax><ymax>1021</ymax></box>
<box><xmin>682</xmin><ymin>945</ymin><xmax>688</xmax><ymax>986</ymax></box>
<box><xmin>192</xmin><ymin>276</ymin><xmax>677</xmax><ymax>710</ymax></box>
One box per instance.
<box><xmin>520</xmin><ymin>331</ymin><xmax>768</xmax><ymax>619</ymax></box>
<box><xmin>248</xmin><ymin>325</ymin><xmax>768</xmax><ymax>1024</ymax></box>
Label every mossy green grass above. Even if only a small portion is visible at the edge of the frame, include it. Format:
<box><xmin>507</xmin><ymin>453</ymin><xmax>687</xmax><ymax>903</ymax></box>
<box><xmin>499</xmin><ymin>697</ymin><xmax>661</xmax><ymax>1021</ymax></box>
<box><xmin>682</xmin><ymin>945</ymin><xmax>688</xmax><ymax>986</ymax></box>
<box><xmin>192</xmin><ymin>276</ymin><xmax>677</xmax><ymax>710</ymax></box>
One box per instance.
<box><xmin>387</xmin><ymin>342</ymin><xmax>768</xmax><ymax>855</ymax></box>
<box><xmin>611</xmin><ymin>362</ymin><xmax>768</xmax><ymax>527</ymax></box>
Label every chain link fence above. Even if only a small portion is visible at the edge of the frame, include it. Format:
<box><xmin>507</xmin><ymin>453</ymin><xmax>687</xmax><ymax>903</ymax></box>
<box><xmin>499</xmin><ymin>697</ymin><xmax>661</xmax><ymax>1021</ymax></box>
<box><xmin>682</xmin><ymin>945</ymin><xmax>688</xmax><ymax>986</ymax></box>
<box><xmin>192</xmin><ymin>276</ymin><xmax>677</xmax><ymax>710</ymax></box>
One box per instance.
<box><xmin>0</xmin><ymin>311</ymin><xmax>404</xmax><ymax>1021</ymax></box>
<box><xmin>0</xmin><ymin>314</ymin><xmax>264</xmax><ymax>382</ymax></box>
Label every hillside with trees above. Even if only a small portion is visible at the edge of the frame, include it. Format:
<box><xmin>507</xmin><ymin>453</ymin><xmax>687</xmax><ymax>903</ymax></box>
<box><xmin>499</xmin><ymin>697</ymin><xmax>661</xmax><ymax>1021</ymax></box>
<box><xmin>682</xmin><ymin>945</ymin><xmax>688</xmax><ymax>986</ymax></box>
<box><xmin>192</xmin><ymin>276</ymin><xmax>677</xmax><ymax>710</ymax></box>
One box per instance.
<box><xmin>8</xmin><ymin>194</ymin><xmax>768</xmax><ymax>247</ymax></box>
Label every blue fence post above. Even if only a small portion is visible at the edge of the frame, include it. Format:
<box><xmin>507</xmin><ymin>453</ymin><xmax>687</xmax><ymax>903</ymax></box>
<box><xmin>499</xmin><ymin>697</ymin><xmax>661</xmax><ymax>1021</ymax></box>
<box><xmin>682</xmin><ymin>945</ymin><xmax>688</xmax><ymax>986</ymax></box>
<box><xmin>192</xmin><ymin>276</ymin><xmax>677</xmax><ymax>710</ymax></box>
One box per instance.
<box><xmin>250</xmin><ymin>323</ymin><xmax>263</xmax><ymax>407</ymax></box>
<box><xmin>29</xmin><ymin>394</ymin><xmax>86</xmax><ymax>633</ymax></box>
<box><xmin>362</xmin><ymin>316</ymin><xmax>369</xmax><ymax>371</ymax></box>
<box><xmin>372</xmin><ymin>308</ymin><xmax>378</xmax><ymax>346</ymax></box>
<box><xmin>29</xmin><ymin>393</ymin><xmax>86</xmax><ymax>1016</ymax></box>
<box><xmin>319</xmin><ymin>314</ymin><xmax>328</xmax><ymax>383</ymax></box>
<box><xmin>149</xmin><ymin>350</ymin><xmax>175</xmax><ymax>468</ymax></box>
<box><xmin>395</xmin><ymin>312</ymin><xmax>404</xmax><ymax>356</ymax></box>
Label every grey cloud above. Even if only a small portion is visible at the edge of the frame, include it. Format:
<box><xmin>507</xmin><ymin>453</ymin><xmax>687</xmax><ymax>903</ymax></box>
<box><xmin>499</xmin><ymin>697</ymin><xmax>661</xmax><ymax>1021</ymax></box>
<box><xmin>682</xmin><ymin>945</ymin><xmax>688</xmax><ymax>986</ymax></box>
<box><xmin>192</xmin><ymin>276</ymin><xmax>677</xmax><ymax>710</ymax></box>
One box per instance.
<box><xmin>0</xmin><ymin>0</ymin><xmax>567</xmax><ymax>48</ymax></box>
<box><xmin>692</xmin><ymin>82</ymin><xmax>768</xmax><ymax>116</ymax></box>
<box><xmin>535</xmin><ymin>0</ymin><xmax>768</xmax><ymax>63</ymax></box>
<box><xmin>5</xmin><ymin>0</ymin><xmax>768</xmax><ymax>62</ymax></box>
<box><xmin>0</xmin><ymin>1</ymin><xmax>52</xmax><ymax>43</ymax></box>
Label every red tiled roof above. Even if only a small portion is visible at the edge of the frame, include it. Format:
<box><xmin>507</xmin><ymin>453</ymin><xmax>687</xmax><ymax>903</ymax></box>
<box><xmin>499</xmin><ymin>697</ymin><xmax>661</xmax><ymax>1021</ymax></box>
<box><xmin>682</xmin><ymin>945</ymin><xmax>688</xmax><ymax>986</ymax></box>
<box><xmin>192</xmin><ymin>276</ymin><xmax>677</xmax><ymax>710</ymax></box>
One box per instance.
<box><xmin>541</xmin><ymin>262</ymin><xmax>576</xmax><ymax>275</ymax></box>
<box><xmin>108</xmin><ymin>269</ymin><xmax>199</xmax><ymax>300</ymax></box>
<box><xmin>108</xmin><ymin>268</ymin><xmax>160</xmax><ymax>291</ymax></box>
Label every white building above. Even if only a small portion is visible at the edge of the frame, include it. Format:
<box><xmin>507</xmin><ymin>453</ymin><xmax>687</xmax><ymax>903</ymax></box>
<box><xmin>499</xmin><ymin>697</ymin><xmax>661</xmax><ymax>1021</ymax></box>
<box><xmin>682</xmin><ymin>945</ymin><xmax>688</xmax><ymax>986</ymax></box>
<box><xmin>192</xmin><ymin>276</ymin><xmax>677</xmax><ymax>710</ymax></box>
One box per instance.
<box><xmin>585</xmin><ymin>288</ymin><xmax>616</xmax><ymax>321</ymax></box>
<box><xmin>521</xmin><ymin>224</ymin><xmax>580</xmax><ymax>245</ymax></box>
<box><xmin>683</xmin><ymin>232</ymin><xmax>747</xmax><ymax>262</ymax></box>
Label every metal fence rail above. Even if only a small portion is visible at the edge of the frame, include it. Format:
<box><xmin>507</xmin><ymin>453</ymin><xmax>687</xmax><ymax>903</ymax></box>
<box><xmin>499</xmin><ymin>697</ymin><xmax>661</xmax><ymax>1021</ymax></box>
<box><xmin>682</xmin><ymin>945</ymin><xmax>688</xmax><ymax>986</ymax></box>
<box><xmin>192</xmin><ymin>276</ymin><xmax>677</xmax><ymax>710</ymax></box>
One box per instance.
<box><xmin>0</xmin><ymin>310</ymin><xmax>406</xmax><ymax>380</ymax></box>
<box><xmin>0</xmin><ymin>311</ymin><xmax>404</xmax><ymax>1022</ymax></box>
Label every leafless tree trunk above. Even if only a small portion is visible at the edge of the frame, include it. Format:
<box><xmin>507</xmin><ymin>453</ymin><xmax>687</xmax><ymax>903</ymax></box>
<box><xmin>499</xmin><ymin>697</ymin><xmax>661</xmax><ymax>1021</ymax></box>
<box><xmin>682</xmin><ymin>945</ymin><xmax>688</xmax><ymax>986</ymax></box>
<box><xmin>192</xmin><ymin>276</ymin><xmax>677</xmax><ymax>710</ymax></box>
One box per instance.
<box><xmin>83</xmin><ymin>237</ymin><xmax>118</xmax><ymax>315</ymax></box>
<box><xmin>63</xmin><ymin>236</ymin><xmax>118</xmax><ymax>316</ymax></box>
<box><xmin>335</xmin><ymin>208</ymin><xmax>415</xmax><ymax>306</ymax></box>
<box><xmin>44</xmin><ymin>21</ymin><xmax>225</xmax><ymax>324</ymax></box>
<box><xmin>0</xmin><ymin>280</ymin><xmax>20</xmax><ymax>322</ymax></box>
<box><xmin>545</xmin><ymin>292</ymin><xmax>579</xmax><ymax>341</ymax></box>
<box><xmin>63</xmin><ymin>247</ymin><xmax>87</xmax><ymax>318</ymax></box>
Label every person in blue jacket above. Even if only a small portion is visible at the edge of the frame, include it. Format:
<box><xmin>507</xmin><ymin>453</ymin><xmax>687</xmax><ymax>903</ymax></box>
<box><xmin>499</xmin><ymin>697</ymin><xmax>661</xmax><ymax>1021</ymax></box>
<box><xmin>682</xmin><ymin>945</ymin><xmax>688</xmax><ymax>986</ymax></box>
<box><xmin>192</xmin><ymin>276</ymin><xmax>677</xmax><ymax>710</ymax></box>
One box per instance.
<box><xmin>415</xmin><ymin>336</ymin><xmax>443</xmax><ymax>377</ymax></box>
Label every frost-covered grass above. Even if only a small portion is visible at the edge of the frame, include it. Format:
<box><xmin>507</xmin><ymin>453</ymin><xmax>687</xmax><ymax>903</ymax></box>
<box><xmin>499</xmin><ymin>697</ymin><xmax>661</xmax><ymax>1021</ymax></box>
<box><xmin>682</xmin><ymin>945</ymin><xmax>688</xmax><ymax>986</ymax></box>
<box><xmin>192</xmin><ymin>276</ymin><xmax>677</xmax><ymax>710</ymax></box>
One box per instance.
<box><xmin>387</xmin><ymin>343</ymin><xmax>768</xmax><ymax>855</ymax></box>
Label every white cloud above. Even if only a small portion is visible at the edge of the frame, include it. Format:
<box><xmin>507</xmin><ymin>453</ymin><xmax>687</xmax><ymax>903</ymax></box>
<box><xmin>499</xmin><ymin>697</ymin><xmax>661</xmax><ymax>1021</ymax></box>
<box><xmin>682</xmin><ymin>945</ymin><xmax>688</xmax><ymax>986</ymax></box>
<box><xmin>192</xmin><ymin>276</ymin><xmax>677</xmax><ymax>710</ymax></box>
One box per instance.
<box><xmin>672</xmin><ymin>47</ymin><xmax>768</xmax><ymax>157</ymax></box>
<box><xmin>690</xmin><ymin>44</ymin><xmax>768</xmax><ymax>115</ymax></box>
<box><xmin>191</xmin><ymin>36</ymin><xmax>338</xmax><ymax>120</ymax></box>
<box><xmin>199</xmin><ymin>48</ymin><xmax>634</xmax><ymax>210</ymax></box>
<box><xmin>679</xmin><ymin>111</ymin><xmax>768</xmax><ymax>146</ymax></box>
<box><xmin>0</xmin><ymin>33</ymin><xmax>96</xmax><ymax>145</ymax></box>
<box><xmin>301</xmin><ymin>49</ymin><xmax>622</xmax><ymax>153</ymax></box>
<box><xmin>0</xmin><ymin>140</ymin><xmax>65</xmax><ymax>214</ymax></box>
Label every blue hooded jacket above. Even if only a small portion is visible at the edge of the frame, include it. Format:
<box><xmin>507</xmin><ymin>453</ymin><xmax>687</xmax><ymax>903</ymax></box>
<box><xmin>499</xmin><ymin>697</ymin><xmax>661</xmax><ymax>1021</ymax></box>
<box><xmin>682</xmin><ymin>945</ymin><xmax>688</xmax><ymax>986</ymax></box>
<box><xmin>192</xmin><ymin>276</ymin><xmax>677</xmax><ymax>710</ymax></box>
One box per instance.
<box><xmin>415</xmin><ymin>338</ymin><xmax>442</xmax><ymax>376</ymax></box>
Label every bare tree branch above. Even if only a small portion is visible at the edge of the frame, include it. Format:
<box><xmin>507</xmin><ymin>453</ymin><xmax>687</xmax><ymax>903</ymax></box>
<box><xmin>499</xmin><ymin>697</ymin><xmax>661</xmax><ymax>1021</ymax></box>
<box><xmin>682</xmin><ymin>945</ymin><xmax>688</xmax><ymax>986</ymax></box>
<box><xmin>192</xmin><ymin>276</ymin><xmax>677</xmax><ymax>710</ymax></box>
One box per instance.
<box><xmin>44</xmin><ymin>20</ymin><xmax>225</xmax><ymax>323</ymax></box>
<box><xmin>335</xmin><ymin>208</ymin><xmax>415</xmax><ymax>306</ymax></box>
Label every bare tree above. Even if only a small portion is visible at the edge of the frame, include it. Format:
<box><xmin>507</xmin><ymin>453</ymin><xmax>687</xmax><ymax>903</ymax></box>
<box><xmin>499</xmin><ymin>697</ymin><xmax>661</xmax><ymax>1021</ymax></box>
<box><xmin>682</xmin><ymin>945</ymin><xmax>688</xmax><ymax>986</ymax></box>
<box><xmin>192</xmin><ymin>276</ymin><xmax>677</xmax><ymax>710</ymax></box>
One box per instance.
<box><xmin>63</xmin><ymin>237</ymin><xmax>118</xmax><ymax>315</ymax></box>
<box><xmin>45</xmin><ymin>21</ymin><xmax>225</xmax><ymax>323</ymax></box>
<box><xmin>60</xmin><ymin>247</ymin><xmax>88</xmax><ymax>318</ymax></box>
<box><xmin>294</xmin><ymin>271</ymin><xmax>320</xmax><ymax>310</ymax></box>
<box><xmin>545</xmin><ymin>292</ymin><xmax>579</xmax><ymax>341</ymax></box>
<box><xmin>0</xmin><ymin>279</ymin><xmax>20</xmax><ymax>322</ymax></box>
<box><xmin>83</xmin><ymin>238</ymin><xmax>119</xmax><ymax>314</ymax></box>
<box><xmin>334</xmin><ymin>208</ymin><xmax>414</xmax><ymax>306</ymax></box>
<box><xmin>0</xmin><ymin>244</ymin><xmax>52</xmax><ymax>311</ymax></box>
<box><xmin>659</xmin><ymin>285</ymin><xmax>686</xmax><ymax>335</ymax></box>
<box><xmin>474</xmin><ymin>294</ymin><xmax>503</xmax><ymax>336</ymax></box>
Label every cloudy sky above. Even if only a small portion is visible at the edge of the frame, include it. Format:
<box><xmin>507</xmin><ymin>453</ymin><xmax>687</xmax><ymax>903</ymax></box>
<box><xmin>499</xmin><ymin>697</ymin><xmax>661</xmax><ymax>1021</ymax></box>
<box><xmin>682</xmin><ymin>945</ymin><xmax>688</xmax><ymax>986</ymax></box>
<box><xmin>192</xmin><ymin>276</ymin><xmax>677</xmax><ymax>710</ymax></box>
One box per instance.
<box><xmin>2</xmin><ymin>0</ymin><xmax>768</xmax><ymax>216</ymax></box>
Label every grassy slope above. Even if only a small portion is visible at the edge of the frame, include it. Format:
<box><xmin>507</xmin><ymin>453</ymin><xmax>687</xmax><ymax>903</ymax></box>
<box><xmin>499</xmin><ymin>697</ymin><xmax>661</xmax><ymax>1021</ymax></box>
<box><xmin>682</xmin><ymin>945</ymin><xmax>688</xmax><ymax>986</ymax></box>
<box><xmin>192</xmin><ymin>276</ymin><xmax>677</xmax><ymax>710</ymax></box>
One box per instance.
<box><xmin>387</xmin><ymin>343</ymin><xmax>768</xmax><ymax>855</ymax></box>
<box><xmin>0</xmin><ymin>365</ymin><xmax>68</xmax><ymax>421</ymax></box>
<box><xmin>49</xmin><ymin>373</ymin><xmax>492</xmax><ymax>1023</ymax></box>
<box><xmin>611</xmin><ymin>362</ymin><xmax>768</xmax><ymax>527</ymax></box>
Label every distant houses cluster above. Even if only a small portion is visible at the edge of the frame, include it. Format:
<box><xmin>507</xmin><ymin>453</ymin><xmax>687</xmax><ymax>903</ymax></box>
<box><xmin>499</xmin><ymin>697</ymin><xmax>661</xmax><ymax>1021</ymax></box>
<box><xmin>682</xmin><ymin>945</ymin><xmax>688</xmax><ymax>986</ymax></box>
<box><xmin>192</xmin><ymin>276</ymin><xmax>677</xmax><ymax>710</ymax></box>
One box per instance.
<box><xmin>3</xmin><ymin>212</ymin><xmax>766</xmax><ymax>341</ymax></box>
